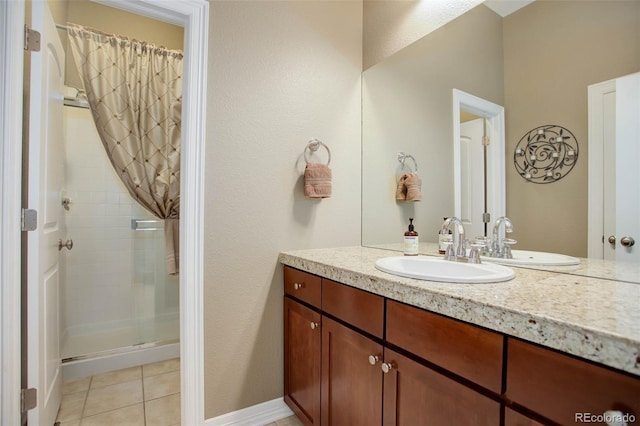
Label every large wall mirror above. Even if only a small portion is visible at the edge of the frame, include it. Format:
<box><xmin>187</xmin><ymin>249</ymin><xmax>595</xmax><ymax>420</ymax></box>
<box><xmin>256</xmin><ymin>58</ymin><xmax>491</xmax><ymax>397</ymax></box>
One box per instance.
<box><xmin>362</xmin><ymin>1</ymin><xmax>640</xmax><ymax>281</ymax></box>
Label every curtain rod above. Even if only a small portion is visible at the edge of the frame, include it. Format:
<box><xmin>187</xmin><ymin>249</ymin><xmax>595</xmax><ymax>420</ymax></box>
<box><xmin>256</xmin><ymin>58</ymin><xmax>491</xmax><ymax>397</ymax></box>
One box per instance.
<box><xmin>55</xmin><ymin>24</ymin><xmax>68</xmax><ymax>31</ymax></box>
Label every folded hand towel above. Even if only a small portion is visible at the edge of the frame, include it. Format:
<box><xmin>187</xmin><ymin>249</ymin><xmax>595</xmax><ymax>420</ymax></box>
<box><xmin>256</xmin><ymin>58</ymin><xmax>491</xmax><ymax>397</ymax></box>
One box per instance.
<box><xmin>396</xmin><ymin>173</ymin><xmax>421</xmax><ymax>202</ymax></box>
<box><xmin>396</xmin><ymin>174</ymin><xmax>408</xmax><ymax>200</ymax></box>
<box><xmin>405</xmin><ymin>172</ymin><xmax>422</xmax><ymax>201</ymax></box>
<box><xmin>304</xmin><ymin>163</ymin><xmax>332</xmax><ymax>198</ymax></box>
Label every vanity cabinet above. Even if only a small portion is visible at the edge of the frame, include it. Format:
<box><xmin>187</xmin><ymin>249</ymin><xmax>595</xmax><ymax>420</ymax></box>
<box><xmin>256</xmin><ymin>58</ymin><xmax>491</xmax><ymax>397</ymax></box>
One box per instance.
<box><xmin>283</xmin><ymin>265</ymin><xmax>640</xmax><ymax>425</ymax></box>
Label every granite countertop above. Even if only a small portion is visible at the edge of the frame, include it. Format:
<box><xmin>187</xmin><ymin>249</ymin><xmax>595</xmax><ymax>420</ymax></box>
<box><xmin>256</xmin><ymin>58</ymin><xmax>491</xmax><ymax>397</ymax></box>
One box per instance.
<box><xmin>278</xmin><ymin>245</ymin><xmax>640</xmax><ymax>377</ymax></box>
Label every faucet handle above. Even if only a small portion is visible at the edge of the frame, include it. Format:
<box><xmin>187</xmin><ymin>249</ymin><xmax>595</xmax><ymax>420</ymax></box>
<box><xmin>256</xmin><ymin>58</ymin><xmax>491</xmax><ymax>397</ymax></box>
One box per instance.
<box><xmin>457</xmin><ymin>238</ymin><xmax>468</xmax><ymax>257</ymax></box>
<box><xmin>468</xmin><ymin>243</ymin><xmax>483</xmax><ymax>264</ymax></box>
<box><xmin>443</xmin><ymin>242</ymin><xmax>455</xmax><ymax>261</ymax></box>
<box><xmin>501</xmin><ymin>238</ymin><xmax>517</xmax><ymax>259</ymax></box>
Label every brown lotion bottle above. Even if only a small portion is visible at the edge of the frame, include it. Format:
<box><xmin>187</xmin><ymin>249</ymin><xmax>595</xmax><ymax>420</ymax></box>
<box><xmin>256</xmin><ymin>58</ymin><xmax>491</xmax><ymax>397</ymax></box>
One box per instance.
<box><xmin>403</xmin><ymin>218</ymin><xmax>419</xmax><ymax>256</ymax></box>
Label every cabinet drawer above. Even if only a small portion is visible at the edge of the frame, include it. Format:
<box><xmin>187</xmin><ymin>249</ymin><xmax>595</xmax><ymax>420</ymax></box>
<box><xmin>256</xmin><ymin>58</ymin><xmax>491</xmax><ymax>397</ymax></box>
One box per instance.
<box><xmin>507</xmin><ymin>337</ymin><xmax>640</xmax><ymax>425</ymax></box>
<box><xmin>284</xmin><ymin>266</ymin><xmax>321</xmax><ymax>308</ymax></box>
<box><xmin>386</xmin><ymin>300</ymin><xmax>503</xmax><ymax>393</ymax></box>
<box><xmin>322</xmin><ymin>279</ymin><xmax>384</xmax><ymax>339</ymax></box>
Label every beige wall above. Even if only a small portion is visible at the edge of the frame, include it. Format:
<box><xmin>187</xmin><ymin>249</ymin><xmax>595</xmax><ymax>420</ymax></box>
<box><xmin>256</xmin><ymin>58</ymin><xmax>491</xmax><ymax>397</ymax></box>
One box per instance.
<box><xmin>203</xmin><ymin>1</ymin><xmax>362</xmax><ymax>418</ymax></box>
<box><xmin>362</xmin><ymin>4</ymin><xmax>504</xmax><ymax>245</ymax></box>
<box><xmin>62</xmin><ymin>0</ymin><xmax>183</xmax><ymax>87</ymax></box>
<box><xmin>504</xmin><ymin>1</ymin><xmax>640</xmax><ymax>257</ymax></box>
<box><xmin>362</xmin><ymin>0</ymin><xmax>483</xmax><ymax>69</ymax></box>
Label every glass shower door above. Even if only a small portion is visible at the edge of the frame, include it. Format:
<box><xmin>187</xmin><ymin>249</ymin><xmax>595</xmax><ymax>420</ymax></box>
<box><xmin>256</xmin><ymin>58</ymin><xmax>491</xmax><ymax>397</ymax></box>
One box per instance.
<box><xmin>131</xmin><ymin>209</ymin><xmax>180</xmax><ymax>346</ymax></box>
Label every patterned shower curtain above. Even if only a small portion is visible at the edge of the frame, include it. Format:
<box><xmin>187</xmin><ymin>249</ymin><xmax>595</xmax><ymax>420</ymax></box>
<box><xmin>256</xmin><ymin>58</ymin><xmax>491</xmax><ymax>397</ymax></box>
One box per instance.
<box><xmin>67</xmin><ymin>23</ymin><xmax>183</xmax><ymax>275</ymax></box>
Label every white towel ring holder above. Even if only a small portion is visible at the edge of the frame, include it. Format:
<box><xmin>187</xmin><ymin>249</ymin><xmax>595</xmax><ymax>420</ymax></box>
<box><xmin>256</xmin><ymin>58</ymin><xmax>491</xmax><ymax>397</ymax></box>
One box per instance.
<box><xmin>304</xmin><ymin>139</ymin><xmax>331</xmax><ymax>166</ymax></box>
<box><xmin>398</xmin><ymin>152</ymin><xmax>418</xmax><ymax>173</ymax></box>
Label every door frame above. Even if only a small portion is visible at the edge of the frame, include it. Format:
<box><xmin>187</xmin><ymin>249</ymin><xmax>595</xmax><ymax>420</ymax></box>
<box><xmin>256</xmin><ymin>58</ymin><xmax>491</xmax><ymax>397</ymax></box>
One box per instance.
<box><xmin>452</xmin><ymin>89</ymin><xmax>506</xmax><ymax>225</ymax></box>
<box><xmin>0</xmin><ymin>1</ymin><xmax>209</xmax><ymax>424</ymax></box>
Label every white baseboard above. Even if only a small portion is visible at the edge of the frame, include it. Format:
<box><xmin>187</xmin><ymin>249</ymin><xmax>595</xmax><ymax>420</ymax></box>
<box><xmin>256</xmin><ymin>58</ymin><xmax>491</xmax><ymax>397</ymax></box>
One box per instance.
<box><xmin>205</xmin><ymin>398</ymin><xmax>294</xmax><ymax>426</ymax></box>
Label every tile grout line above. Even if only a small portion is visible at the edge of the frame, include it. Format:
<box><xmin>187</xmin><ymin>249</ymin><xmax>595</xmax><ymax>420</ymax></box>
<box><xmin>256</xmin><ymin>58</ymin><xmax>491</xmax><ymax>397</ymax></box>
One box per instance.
<box><xmin>141</xmin><ymin>365</ymin><xmax>148</xmax><ymax>426</ymax></box>
<box><xmin>79</xmin><ymin>375</ymin><xmax>93</xmax><ymax>422</ymax></box>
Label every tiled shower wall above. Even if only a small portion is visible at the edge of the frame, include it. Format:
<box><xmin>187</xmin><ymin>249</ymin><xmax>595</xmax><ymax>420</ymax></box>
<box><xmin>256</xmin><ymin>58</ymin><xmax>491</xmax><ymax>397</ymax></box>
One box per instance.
<box><xmin>62</xmin><ymin>105</ymin><xmax>178</xmax><ymax>354</ymax></box>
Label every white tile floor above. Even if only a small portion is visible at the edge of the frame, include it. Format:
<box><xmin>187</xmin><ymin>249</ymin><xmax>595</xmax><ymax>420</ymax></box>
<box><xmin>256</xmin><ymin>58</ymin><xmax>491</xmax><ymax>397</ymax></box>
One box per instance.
<box><xmin>57</xmin><ymin>356</ymin><xmax>303</xmax><ymax>426</ymax></box>
<box><xmin>56</xmin><ymin>358</ymin><xmax>180</xmax><ymax>426</ymax></box>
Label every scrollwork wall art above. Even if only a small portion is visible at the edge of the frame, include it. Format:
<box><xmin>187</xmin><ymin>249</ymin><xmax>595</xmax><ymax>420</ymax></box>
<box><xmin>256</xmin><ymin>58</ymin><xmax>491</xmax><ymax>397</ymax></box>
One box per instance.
<box><xmin>514</xmin><ymin>124</ymin><xmax>579</xmax><ymax>184</ymax></box>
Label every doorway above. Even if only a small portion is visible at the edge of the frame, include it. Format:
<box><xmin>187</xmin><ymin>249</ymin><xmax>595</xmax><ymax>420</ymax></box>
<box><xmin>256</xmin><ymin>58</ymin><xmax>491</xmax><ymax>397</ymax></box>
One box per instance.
<box><xmin>0</xmin><ymin>1</ymin><xmax>208</xmax><ymax>424</ymax></box>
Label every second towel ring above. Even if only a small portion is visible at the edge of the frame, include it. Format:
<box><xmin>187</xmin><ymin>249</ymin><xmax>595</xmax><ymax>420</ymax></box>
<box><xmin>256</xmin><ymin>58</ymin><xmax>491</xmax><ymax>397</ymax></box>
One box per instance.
<box><xmin>398</xmin><ymin>152</ymin><xmax>418</xmax><ymax>173</ymax></box>
<box><xmin>304</xmin><ymin>139</ymin><xmax>331</xmax><ymax>166</ymax></box>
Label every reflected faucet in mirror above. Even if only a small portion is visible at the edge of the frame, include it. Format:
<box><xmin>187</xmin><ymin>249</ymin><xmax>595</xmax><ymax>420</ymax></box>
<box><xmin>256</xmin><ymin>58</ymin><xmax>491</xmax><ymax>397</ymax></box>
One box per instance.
<box><xmin>440</xmin><ymin>217</ymin><xmax>482</xmax><ymax>264</ymax></box>
<box><xmin>488</xmin><ymin>217</ymin><xmax>516</xmax><ymax>259</ymax></box>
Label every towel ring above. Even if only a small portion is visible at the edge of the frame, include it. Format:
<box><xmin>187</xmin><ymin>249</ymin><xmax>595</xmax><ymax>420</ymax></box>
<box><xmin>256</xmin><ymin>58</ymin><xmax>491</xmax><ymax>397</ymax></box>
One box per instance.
<box><xmin>304</xmin><ymin>139</ymin><xmax>331</xmax><ymax>166</ymax></box>
<box><xmin>398</xmin><ymin>152</ymin><xmax>418</xmax><ymax>173</ymax></box>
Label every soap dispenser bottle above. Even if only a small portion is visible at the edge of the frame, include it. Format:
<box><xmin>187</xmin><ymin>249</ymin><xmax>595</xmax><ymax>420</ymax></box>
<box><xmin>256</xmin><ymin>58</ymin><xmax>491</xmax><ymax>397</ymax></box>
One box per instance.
<box><xmin>404</xmin><ymin>218</ymin><xmax>419</xmax><ymax>256</ymax></box>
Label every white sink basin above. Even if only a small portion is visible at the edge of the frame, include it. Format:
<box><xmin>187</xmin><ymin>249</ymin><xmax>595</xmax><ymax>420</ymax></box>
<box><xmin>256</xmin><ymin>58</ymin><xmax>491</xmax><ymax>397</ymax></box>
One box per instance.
<box><xmin>481</xmin><ymin>250</ymin><xmax>580</xmax><ymax>266</ymax></box>
<box><xmin>375</xmin><ymin>256</ymin><xmax>515</xmax><ymax>283</ymax></box>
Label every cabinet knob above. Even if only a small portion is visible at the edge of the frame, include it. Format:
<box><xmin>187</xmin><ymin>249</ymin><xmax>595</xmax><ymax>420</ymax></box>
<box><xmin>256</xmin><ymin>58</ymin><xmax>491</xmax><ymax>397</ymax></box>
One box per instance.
<box><xmin>368</xmin><ymin>355</ymin><xmax>380</xmax><ymax>365</ymax></box>
<box><xmin>381</xmin><ymin>362</ymin><xmax>394</xmax><ymax>374</ymax></box>
<box><xmin>293</xmin><ymin>282</ymin><xmax>304</xmax><ymax>290</ymax></box>
<box><xmin>310</xmin><ymin>321</ymin><xmax>319</xmax><ymax>330</ymax></box>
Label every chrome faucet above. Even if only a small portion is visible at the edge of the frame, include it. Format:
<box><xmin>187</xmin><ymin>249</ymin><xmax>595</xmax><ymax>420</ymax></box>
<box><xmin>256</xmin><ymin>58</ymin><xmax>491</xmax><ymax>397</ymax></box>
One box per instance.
<box><xmin>440</xmin><ymin>217</ymin><xmax>477</xmax><ymax>262</ymax></box>
<box><xmin>490</xmin><ymin>217</ymin><xmax>515</xmax><ymax>258</ymax></box>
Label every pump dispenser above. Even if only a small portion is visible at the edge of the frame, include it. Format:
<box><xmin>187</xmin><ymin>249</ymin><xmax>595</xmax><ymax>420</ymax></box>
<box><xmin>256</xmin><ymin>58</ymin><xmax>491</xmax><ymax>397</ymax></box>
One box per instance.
<box><xmin>403</xmin><ymin>218</ymin><xmax>419</xmax><ymax>256</ymax></box>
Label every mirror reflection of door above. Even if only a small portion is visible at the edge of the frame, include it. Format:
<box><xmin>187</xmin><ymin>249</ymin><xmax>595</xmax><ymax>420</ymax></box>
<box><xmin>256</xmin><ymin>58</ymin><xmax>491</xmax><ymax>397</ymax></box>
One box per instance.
<box><xmin>453</xmin><ymin>89</ymin><xmax>505</xmax><ymax>243</ymax></box>
<box><xmin>588</xmin><ymin>72</ymin><xmax>640</xmax><ymax>262</ymax></box>
<box><xmin>459</xmin><ymin>114</ymin><xmax>485</xmax><ymax>238</ymax></box>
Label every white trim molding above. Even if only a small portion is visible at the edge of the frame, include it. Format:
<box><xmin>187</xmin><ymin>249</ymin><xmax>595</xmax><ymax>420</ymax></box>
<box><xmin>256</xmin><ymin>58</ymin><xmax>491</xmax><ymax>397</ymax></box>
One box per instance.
<box><xmin>1</xmin><ymin>1</ymin><xmax>26</xmax><ymax>424</ymax></box>
<box><xmin>205</xmin><ymin>398</ymin><xmax>295</xmax><ymax>426</ymax></box>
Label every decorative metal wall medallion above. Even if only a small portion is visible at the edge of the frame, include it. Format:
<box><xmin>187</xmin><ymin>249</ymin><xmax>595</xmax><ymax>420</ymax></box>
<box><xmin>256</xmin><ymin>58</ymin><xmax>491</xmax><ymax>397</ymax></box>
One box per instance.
<box><xmin>514</xmin><ymin>124</ymin><xmax>578</xmax><ymax>184</ymax></box>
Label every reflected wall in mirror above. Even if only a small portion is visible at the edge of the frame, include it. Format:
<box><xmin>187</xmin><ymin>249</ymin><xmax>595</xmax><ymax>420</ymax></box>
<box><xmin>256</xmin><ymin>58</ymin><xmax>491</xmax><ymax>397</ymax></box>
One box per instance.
<box><xmin>362</xmin><ymin>0</ymin><xmax>640</xmax><ymax>260</ymax></box>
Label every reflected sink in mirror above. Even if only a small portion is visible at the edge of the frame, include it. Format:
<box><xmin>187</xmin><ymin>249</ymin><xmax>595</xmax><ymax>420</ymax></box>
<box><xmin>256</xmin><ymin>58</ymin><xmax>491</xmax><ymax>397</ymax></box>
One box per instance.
<box><xmin>375</xmin><ymin>256</ymin><xmax>515</xmax><ymax>283</ymax></box>
<box><xmin>481</xmin><ymin>250</ymin><xmax>580</xmax><ymax>267</ymax></box>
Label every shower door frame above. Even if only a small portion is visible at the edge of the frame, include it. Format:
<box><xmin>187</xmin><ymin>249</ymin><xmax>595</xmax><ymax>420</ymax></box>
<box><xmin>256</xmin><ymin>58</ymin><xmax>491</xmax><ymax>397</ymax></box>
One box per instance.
<box><xmin>0</xmin><ymin>1</ymin><xmax>209</xmax><ymax>425</ymax></box>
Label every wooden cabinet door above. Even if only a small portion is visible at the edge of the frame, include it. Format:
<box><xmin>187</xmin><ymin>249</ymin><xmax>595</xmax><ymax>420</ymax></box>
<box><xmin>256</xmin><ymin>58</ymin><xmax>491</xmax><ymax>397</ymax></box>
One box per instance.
<box><xmin>382</xmin><ymin>348</ymin><xmax>501</xmax><ymax>426</ymax></box>
<box><xmin>321</xmin><ymin>316</ymin><xmax>383</xmax><ymax>426</ymax></box>
<box><xmin>507</xmin><ymin>338</ymin><xmax>640</xmax><ymax>425</ymax></box>
<box><xmin>284</xmin><ymin>297</ymin><xmax>322</xmax><ymax>426</ymax></box>
<box><xmin>504</xmin><ymin>408</ymin><xmax>546</xmax><ymax>426</ymax></box>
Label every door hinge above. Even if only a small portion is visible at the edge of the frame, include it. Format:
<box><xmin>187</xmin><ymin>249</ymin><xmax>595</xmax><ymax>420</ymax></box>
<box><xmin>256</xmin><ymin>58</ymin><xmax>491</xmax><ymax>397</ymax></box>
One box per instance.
<box><xmin>22</xmin><ymin>208</ymin><xmax>38</xmax><ymax>231</ymax></box>
<box><xmin>482</xmin><ymin>136</ymin><xmax>490</xmax><ymax>146</ymax></box>
<box><xmin>482</xmin><ymin>212</ymin><xmax>491</xmax><ymax>223</ymax></box>
<box><xmin>21</xmin><ymin>388</ymin><xmax>37</xmax><ymax>413</ymax></box>
<box><xmin>24</xmin><ymin>25</ymin><xmax>41</xmax><ymax>52</ymax></box>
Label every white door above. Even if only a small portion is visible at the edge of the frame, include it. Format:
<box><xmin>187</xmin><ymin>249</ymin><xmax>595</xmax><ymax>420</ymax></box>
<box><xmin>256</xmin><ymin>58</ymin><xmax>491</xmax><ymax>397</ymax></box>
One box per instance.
<box><xmin>459</xmin><ymin>118</ymin><xmax>485</xmax><ymax>238</ymax></box>
<box><xmin>588</xmin><ymin>72</ymin><xmax>640</xmax><ymax>262</ymax></box>
<box><xmin>614</xmin><ymin>73</ymin><xmax>640</xmax><ymax>262</ymax></box>
<box><xmin>27</xmin><ymin>1</ymin><xmax>66</xmax><ymax>424</ymax></box>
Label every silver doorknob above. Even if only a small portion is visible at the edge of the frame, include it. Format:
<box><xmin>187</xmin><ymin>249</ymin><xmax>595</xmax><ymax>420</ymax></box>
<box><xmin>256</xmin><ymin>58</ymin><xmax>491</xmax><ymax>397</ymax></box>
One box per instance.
<box><xmin>310</xmin><ymin>322</ymin><xmax>319</xmax><ymax>330</ymax></box>
<box><xmin>58</xmin><ymin>239</ymin><xmax>73</xmax><ymax>251</ymax></box>
<box><xmin>368</xmin><ymin>355</ymin><xmax>380</xmax><ymax>365</ymax></box>
<box><xmin>381</xmin><ymin>362</ymin><xmax>394</xmax><ymax>374</ymax></box>
<box><xmin>620</xmin><ymin>236</ymin><xmax>635</xmax><ymax>248</ymax></box>
<box><xmin>608</xmin><ymin>235</ymin><xmax>616</xmax><ymax>245</ymax></box>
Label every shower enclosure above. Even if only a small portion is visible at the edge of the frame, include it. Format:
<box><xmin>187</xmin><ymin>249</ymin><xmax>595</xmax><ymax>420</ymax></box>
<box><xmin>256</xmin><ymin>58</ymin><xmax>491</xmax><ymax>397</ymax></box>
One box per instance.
<box><xmin>60</xmin><ymin>90</ymin><xmax>179</xmax><ymax>366</ymax></box>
